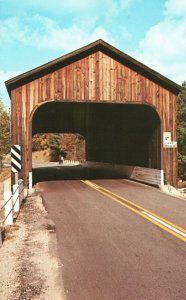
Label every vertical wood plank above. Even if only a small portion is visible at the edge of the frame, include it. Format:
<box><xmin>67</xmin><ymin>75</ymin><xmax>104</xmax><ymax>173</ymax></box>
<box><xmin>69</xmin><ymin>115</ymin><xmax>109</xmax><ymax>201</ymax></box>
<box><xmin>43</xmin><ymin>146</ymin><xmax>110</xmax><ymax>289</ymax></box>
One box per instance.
<box><xmin>94</xmin><ymin>52</ymin><xmax>98</xmax><ymax>100</ymax></box>
<box><xmin>54</xmin><ymin>71</ymin><xmax>58</xmax><ymax>100</ymax></box>
<box><xmin>11</xmin><ymin>90</ymin><xmax>16</xmax><ymax>144</ymax></box>
<box><xmin>83</xmin><ymin>57</ymin><xmax>88</xmax><ymax>100</ymax></box>
<box><xmin>66</xmin><ymin>65</ymin><xmax>70</xmax><ymax>99</ymax></box>
<box><xmin>26</xmin><ymin>83</ymin><xmax>31</xmax><ymax>172</ymax></box>
<box><xmin>21</xmin><ymin>85</ymin><xmax>26</xmax><ymax>182</ymax></box>
<box><xmin>103</xmin><ymin>53</ymin><xmax>107</xmax><ymax>100</ymax></box>
<box><xmin>99</xmin><ymin>52</ymin><xmax>103</xmax><ymax>101</ymax></box>
<box><xmin>120</xmin><ymin>65</ymin><xmax>125</xmax><ymax>101</ymax></box>
<box><xmin>61</xmin><ymin>67</ymin><xmax>66</xmax><ymax>100</ymax></box>
<box><xmin>89</xmin><ymin>54</ymin><xmax>94</xmax><ymax>100</ymax></box>
<box><xmin>109</xmin><ymin>56</ymin><xmax>112</xmax><ymax>101</ymax></box>
<box><xmin>57</xmin><ymin>69</ymin><xmax>62</xmax><ymax>99</ymax></box>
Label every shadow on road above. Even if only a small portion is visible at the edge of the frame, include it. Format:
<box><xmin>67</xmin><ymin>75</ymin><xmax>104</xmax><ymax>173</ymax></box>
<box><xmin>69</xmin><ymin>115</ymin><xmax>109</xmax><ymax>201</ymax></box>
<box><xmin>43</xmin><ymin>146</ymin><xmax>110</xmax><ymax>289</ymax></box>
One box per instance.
<box><xmin>32</xmin><ymin>165</ymin><xmax>123</xmax><ymax>185</ymax></box>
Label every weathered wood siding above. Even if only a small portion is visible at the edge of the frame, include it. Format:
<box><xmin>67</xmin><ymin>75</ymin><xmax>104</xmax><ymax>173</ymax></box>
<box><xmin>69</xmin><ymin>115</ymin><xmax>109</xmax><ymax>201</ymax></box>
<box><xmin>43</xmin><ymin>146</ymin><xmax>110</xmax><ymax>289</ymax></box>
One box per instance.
<box><xmin>11</xmin><ymin>51</ymin><xmax>178</xmax><ymax>186</ymax></box>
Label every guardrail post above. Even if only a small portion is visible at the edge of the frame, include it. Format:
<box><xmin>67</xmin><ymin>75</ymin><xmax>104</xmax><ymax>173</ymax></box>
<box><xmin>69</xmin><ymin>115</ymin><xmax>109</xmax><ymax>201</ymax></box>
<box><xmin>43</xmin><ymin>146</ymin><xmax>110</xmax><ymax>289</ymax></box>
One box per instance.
<box><xmin>4</xmin><ymin>191</ymin><xmax>13</xmax><ymax>226</ymax></box>
<box><xmin>22</xmin><ymin>181</ymin><xmax>24</xmax><ymax>202</ymax></box>
<box><xmin>161</xmin><ymin>170</ymin><xmax>164</xmax><ymax>185</ymax></box>
<box><xmin>28</xmin><ymin>172</ymin><xmax>32</xmax><ymax>194</ymax></box>
<box><xmin>18</xmin><ymin>179</ymin><xmax>24</xmax><ymax>205</ymax></box>
<box><xmin>29</xmin><ymin>172</ymin><xmax>32</xmax><ymax>189</ymax></box>
<box><xmin>13</xmin><ymin>184</ymin><xmax>19</xmax><ymax>213</ymax></box>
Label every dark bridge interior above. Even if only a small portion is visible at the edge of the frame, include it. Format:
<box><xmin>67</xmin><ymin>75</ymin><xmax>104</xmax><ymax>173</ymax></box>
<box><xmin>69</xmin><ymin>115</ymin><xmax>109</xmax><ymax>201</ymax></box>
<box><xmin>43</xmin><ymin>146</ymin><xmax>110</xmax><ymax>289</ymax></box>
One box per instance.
<box><xmin>32</xmin><ymin>101</ymin><xmax>161</xmax><ymax>183</ymax></box>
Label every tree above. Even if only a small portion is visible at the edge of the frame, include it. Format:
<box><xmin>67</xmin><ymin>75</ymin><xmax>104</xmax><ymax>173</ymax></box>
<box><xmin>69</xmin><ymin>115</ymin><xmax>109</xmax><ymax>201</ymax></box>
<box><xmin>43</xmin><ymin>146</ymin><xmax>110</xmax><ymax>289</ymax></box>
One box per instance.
<box><xmin>48</xmin><ymin>134</ymin><xmax>61</xmax><ymax>151</ymax></box>
<box><xmin>32</xmin><ymin>133</ymin><xmax>48</xmax><ymax>151</ymax></box>
<box><xmin>47</xmin><ymin>134</ymin><xmax>62</xmax><ymax>160</ymax></box>
<box><xmin>0</xmin><ymin>99</ymin><xmax>10</xmax><ymax>157</ymax></box>
<box><xmin>177</xmin><ymin>82</ymin><xmax>186</xmax><ymax>179</ymax></box>
<box><xmin>32</xmin><ymin>133</ymin><xmax>63</xmax><ymax>160</ymax></box>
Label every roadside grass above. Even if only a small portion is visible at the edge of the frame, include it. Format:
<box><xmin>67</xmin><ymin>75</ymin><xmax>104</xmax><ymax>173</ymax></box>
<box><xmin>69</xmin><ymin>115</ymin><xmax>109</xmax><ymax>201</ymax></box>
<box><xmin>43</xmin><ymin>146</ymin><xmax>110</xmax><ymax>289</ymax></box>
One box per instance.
<box><xmin>0</xmin><ymin>167</ymin><xmax>11</xmax><ymax>182</ymax></box>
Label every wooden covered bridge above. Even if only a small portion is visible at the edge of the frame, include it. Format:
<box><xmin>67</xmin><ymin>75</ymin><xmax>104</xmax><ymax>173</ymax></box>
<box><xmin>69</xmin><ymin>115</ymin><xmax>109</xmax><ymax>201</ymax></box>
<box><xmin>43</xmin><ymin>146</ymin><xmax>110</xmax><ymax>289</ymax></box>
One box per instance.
<box><xmin>5</xmin><ymin>39</ymin><xmax>181</xmax><ymax>186</ymax></box>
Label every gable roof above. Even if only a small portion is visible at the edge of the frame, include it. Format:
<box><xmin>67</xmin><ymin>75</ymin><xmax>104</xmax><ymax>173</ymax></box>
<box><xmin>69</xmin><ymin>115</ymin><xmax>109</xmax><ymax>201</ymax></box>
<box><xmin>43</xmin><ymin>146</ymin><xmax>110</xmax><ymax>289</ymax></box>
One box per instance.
<box><xmin>5</xmin><ymin>39</ymin><xmax>181</xmax><ymax>95</ymax></box>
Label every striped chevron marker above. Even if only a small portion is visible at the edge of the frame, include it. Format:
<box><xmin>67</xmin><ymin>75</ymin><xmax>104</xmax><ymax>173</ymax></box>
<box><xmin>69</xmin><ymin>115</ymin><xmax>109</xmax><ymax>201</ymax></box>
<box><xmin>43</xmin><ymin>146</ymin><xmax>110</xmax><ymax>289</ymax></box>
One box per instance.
<box><xmin>11</xmin><ymin>145</ymin><xmax>21</xmax><ymax>173</ymax></box>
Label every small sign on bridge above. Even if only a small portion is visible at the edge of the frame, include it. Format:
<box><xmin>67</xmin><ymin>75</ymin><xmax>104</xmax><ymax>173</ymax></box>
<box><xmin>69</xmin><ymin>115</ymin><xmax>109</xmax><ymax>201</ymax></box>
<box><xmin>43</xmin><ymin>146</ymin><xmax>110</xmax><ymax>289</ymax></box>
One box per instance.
<box><xmin>163</xmin><ymin>132</ymin><xmax>177</xmax><ymax>148</ymax></box>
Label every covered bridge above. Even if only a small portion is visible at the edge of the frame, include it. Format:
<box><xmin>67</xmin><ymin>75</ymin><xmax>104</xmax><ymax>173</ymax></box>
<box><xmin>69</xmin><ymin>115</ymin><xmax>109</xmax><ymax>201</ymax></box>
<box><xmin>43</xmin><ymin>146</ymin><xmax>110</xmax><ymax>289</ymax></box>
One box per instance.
<box><xmin>5</xmin><ymin>39</ymin><xmax>181</xmax><ymax>186</ymax></box>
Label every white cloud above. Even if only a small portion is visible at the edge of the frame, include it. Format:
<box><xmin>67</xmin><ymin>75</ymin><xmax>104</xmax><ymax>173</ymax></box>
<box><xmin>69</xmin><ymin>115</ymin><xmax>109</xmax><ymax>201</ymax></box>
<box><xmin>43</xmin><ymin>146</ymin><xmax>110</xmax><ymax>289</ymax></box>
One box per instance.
<box><xmin>139</xmin><ymin>19</ymin><xmax>186</xmax><ymax>58</ymax></box>
<box><xmin>1</xmin><ymin>0</ymin><xmax>103</xmax><ymax>14</ymax></box>
<box><xmin>0</xmin><ymin>70</ymin><xmax>22</xmax><ymax>89</ymax></box>
<box><xmin>129</xmin><ymin>0</ymin><xmax>186</xmax><ymax>85</ymax></box>
<box><xmin>165</xmin><ymin>0</ymin><xmax>186</xmax><ymax>17</ymax></box>
<box><xmin>119</xmin><ymin>0</ymin><xmax>134</xmax><ymax>9</ymax></box>
<box><xmin>0</xmin><ymin>0</ymin><xmax>133</xmax><ymax>54</ymax></box>
<box><xmin>0</xmin><ymin>15</ymin><xmax>116</xmax><ymax>53</ymax></box>
<box><xmin>0</xmin><ymin>18</ymin><xmax>26</xmax><ymax>44</ymax></box>
<box><xmin>1</xmin><ymin>0</ymin><xmax>133</xmax><ymax>17</ymax></box>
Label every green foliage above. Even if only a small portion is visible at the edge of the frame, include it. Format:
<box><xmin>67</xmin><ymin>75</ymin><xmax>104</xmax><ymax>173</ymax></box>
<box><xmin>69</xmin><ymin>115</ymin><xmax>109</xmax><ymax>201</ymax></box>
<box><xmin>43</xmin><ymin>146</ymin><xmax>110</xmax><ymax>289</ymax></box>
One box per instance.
<box><xmin>177</xmin><ymin>82</ymin><xmax>186</xmax><ymax>179</ymax></box>
<box><xmin>32</xmin><ymin>134</ymin><xmax>46</xmax><ymax>151</ymax></box>
<box><xmin>178</xmin><ymin>153</ymin><xmax>186</xmax><ymax>179</ymax></box>
<box><xmin>48</xmin><ymin>134</ymin><xmax>61</xmax><ymax>151</ymax></box>
<box><xmin>32</xmin><ymin>133</ymin><xmax>60</xmax><ymax>151</ymax></box>
<box><xmin>0</xmin><ymin>99</ymin><xmax>10</xmax><ymax>157</ymax></box>
<box><xmin>47</xmin><ymin>134</ymin><xmax>62</xmax><ymax>160</ymax></box>
<box><xmin>32</xmin><ymin>133</ymin><xmax>62</xmax><ymax>161</ymax></box>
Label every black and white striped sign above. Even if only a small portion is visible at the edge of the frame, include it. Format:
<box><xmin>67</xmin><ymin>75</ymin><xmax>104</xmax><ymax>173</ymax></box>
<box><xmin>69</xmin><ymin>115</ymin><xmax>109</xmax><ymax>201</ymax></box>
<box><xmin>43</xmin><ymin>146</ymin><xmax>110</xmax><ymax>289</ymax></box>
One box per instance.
<box><xmin>11</xmin><ymin>145</ymin><xmax>21</xmax><ymax>173</ymax></box>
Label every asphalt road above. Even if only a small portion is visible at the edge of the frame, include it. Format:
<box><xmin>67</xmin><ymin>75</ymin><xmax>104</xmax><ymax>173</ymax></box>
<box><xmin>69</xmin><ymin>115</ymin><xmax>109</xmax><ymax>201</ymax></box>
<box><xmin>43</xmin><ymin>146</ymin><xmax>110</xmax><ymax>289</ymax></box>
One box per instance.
<box><xmin>39</xmin><ymin>179</ymin><xmax>186</xmax><ymax>300</ymax></box>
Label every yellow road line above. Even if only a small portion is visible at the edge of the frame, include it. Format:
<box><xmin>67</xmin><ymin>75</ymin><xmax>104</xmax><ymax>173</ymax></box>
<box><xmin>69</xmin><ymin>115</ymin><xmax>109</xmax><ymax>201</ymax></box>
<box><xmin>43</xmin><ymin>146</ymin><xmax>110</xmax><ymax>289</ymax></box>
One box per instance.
<box><xmin>83</xmin><ymin>180</ymin><xmax>185</xmax><ymax>232</ymax></box>
<box><xmin>82</xmin><ymin>180</ymin><xmax>186</xmax><ymax>242</ymax></box>
<box><xmin>90</xmin><ymin>182</ymin><xmax>186</xmax><ymax>233</ymax></box>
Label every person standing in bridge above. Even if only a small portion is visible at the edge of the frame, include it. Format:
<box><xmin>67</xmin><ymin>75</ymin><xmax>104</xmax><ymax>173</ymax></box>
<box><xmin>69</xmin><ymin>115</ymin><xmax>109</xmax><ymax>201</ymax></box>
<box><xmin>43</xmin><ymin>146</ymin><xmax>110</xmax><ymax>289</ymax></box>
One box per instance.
<box><xmin>58</xmin><ymin>151</ymin><xmax>64</xmax><ymax>164</ymax></box>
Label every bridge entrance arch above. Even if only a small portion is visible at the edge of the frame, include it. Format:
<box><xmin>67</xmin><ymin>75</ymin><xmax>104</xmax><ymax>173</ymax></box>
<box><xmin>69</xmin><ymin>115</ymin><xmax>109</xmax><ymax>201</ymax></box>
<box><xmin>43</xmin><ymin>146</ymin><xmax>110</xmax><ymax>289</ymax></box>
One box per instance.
<box><xmin>5</xmin><ymin>39</ymin><xmax>181</xmax><ymax>186</ymax></box>
<box><xmin>32</xmin><ymin>101</ymin><xmax>161</xmax><ymax>168</ymax></box>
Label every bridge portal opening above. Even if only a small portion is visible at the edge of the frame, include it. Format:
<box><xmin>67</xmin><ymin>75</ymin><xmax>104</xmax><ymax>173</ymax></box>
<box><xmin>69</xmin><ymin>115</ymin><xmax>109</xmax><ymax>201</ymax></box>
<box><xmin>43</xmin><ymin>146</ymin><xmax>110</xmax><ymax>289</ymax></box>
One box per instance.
<box><xmin>32</xmin><ymin>101</ymin><xmax>161</xmax><ymax>182</ymax></box>
<box><xmin>32</xmin><ymin>133</ymin><xmax>86</xmax><ymax>163</ymax></box>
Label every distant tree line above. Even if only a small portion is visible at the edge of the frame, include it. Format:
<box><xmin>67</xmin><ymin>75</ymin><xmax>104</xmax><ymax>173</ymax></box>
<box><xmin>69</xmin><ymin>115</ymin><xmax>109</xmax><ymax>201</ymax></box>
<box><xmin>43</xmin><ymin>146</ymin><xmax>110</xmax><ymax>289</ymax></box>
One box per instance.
<box><xmin>32</xmin><ymin>133</ymin><xmax>85</xmax><ymax>161</ymax></box>
<box><xmin>177</xmin><ymin>82</ymin><xmax>186</xmax><ymax>180</ymax></box>
<box><xmin>0</xmin><ymin>98</ymin><xmax>10</xmax><ymax>161</ymax></box>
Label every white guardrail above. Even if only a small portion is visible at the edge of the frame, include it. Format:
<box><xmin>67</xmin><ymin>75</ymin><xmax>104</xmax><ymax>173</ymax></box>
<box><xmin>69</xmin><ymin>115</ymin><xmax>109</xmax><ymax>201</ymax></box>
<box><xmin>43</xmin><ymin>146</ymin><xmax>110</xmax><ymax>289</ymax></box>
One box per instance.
<box><xmin>0</xmin><ymin>172</ymin><xmax>33</xmax><ymax>247</ymax></box>
<box><xmin>84</xmin><ymin>162</ymin><xmax>164</xmax><ymax>186</ymax></box>
<box><xmin>63</xmin><ymin>160</ymin><xmax>80</xmax><ymax>165</ymax></box>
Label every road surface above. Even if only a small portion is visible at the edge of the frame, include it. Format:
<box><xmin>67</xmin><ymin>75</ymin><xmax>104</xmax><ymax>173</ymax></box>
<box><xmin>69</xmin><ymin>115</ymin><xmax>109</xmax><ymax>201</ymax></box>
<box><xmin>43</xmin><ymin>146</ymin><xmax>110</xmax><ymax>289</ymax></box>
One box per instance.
<box><xmin>39</xmin><ymin>179</ymin><xmax>186</xmax><ymax>300</ymax></box>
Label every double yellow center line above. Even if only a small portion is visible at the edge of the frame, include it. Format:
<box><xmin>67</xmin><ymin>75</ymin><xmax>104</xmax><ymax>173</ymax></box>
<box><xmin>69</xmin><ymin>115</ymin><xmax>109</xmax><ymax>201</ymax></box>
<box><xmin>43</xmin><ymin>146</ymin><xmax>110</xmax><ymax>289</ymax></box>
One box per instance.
<box><xmin>82</xmin><ymin>180</ymin><xmax>186</xmax><ymax>242</ymax></box>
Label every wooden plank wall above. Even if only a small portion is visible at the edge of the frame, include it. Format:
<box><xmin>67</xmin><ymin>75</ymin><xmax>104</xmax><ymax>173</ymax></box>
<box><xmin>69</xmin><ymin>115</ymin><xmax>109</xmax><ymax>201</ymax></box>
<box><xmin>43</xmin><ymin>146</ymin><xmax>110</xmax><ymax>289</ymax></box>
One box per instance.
<box><xmin>84</xmin><ymin>161</ymin><xmax>164</xmax><ymax>186</ymax></box>
<box><xmin>11</xmin><ymin>51</ymin><xmax>178</xmax><ymax>186</ymax></box>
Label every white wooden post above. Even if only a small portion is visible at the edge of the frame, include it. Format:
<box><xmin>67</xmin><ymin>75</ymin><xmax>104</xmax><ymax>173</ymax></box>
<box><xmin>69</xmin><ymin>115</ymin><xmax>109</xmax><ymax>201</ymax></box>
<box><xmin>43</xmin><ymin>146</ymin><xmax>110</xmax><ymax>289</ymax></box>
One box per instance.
<box><xmin>29</xmin><ymin>172</ymin><xmax>32</xmax><ymax>189</ymax></box>
<box><xmin>28</xmin><ymin>172</ymin><xmax>32</xmax><ymax>194</ymax></box>
<box><xmin>21</xmin><ymin>181</ymin><xmax>24</xmax><ymax>202</ymax></box>
<box><xmin>14</xmin><ymin>172</ymin><xmax>18</xmax><ymax>185</ymax></box>
<box><xmin>13</xmin><ymin>184</ymin><xmax>19</xmax><ymax>213</ymax></box>
<box><xmin>18</xmin><ymin>179</ymin><xmax>24</xmax><ymax>205</ymax></box>
<box><xmin>4</xmin><ymin>191</ymin><xmax>13</xmax><ymax>226</ymax></box>
<box><xmin>161</xmin><ymin>170</ymin><xmax>164</xmax><ymax>185</ymax></box>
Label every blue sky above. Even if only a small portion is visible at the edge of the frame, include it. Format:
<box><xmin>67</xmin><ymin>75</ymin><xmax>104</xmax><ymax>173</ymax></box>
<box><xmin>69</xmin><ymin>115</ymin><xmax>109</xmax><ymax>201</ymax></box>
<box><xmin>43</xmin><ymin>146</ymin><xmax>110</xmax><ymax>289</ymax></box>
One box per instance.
<box><xmin>0</xmin><ymin>0</ymin><xmax>186</xmax><ymax>107</ymax></box>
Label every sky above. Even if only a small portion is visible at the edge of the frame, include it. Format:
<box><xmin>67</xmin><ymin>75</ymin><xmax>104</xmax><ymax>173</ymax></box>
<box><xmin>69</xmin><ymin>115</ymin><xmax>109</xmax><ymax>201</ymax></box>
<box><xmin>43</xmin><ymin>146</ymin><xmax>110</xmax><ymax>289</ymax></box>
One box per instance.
<box><xmin>0</xmin><ymin>0</ymin><xmax>186</xmax><ymax>108</ymax></box>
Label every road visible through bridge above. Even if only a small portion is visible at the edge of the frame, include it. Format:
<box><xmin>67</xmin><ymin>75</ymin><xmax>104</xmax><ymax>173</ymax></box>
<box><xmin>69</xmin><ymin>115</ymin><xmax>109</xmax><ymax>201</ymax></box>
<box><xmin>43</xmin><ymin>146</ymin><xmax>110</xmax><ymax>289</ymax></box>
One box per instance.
<box><xmin>39</xmin><ymin>179</ymin><xmax>186</xmax><ymax>300</ymax></box>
